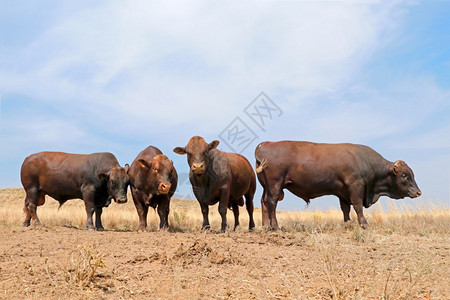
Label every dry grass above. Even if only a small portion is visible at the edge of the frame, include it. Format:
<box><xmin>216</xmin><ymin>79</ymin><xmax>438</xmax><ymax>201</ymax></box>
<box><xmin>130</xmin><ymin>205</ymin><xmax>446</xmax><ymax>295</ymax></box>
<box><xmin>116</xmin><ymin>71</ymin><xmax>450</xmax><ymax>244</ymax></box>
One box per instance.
<box><xmin>0</xmin><ymin>188</ymin><xmax>449</xmax><ymax>299</ymax></box>
<box><xmin>66</xmin><ymin>244</ymin><xmax>106</xmax><ymax>287</ymax></box>
<box><xmin>1</xmin><ymin>188</ymin><xmax>449</xmax><ymax>236</ymax></box>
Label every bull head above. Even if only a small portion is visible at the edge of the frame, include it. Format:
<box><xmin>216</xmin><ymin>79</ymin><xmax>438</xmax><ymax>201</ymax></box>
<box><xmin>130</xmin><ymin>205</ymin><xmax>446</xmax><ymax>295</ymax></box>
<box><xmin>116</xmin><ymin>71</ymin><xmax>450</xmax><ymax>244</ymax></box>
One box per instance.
<box><xmin>138</xmin><ymin>155</ymin><xmax>174</xmax><ymax>195</ymax></box>
<box><xmin>173</xmin><ymin>136</ymin><xmax>219</xmax><ymax>176</ymax></box>
<box><xmin>99</xmin><ymin>164</ymin><xmax>129</xmax><ymax>204</ymax></box>
<box><xmin>391</xmin><ymin>160</ymin><xmax>422</xmax><ymax>199</ymax></box>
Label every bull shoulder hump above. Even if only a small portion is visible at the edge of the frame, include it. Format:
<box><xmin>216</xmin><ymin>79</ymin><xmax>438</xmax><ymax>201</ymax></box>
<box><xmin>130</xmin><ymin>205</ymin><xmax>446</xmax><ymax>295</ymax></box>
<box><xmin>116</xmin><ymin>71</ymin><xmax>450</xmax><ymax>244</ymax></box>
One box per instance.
<box><xmin>93</xmin><ymin>152</ymin><xmax>120</xmax><ymax>168</ymax></box>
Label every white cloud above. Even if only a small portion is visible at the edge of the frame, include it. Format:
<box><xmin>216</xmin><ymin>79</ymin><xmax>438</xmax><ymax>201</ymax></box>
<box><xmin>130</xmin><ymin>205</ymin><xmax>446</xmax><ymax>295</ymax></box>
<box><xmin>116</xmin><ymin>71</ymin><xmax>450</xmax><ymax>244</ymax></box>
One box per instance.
<box><xmin>1</xmin><ymin>0</ymin><xmax>449</xmax><ymax>205</ymax></box>
<box><xmin>0</xmin><ymin>1</ymin><xmax>408</xmax><ymax>136</ymax></box>
<box><xmin>1</xmin><ymin>116</ymin><xmax>85</xmax><ymax>148</ymax></box>
<box><xmin>290</xmin><ymin>76</ymin><xmax>450</xmax><ymax>144</ymax></box>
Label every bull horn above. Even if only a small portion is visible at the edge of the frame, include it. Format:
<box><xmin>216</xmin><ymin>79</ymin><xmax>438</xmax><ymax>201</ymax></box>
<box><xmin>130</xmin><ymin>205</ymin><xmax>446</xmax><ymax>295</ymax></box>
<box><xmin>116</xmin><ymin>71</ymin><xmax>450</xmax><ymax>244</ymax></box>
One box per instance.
<box><xmin>255</xmin><ymin>158</ymin><xmax>268</xmax><ymax>174</ymax></box>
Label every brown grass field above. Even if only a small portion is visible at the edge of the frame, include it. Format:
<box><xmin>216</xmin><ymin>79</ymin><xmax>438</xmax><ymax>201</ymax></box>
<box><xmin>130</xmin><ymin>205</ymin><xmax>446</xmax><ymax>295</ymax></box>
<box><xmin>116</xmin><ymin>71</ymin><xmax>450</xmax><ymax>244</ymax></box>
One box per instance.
<box><xmin>0</xmin><ymin>188</ymin><xmax>448</xmax><ymax>299</ymax></box>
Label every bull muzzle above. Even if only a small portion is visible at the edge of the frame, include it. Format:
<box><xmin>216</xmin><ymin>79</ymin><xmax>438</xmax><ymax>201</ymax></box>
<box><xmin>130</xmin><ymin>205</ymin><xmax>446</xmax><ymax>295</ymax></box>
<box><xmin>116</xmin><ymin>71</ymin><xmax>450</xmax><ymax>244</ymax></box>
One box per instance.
<box><xmin>411</xmin><ymin>190</ymin><xmax>422</xmax><ymax>198</ymax></box>
<box><xmin>116</xmin><ymin>197</ymin><xmax>127</xmax><ymax>204</ymax></box>
<box><xmin>158</xmin><ymin>182</ymin><xmax>172</xmax><ymax>194</ymax></box>
<box><xmin>191</xmin><ymin>162</ymin><xmax>205</xmax><ymax>175</ymax></box>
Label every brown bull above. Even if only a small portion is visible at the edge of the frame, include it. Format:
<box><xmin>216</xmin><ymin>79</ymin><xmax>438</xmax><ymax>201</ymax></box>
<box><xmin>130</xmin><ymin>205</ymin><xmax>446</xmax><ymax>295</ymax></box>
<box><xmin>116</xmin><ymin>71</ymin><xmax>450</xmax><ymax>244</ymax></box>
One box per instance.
<box><xmin>21</xmin><ymin>151</ymin><xmax>129</xmax><ymax>230</ymax></box>
<box><xmin>174</xmin><ymin>136</ymin><xmax>255</xmax><ymax>232</ymax></box>
<box><xmin>255</xmin><ymin>141</ymin><xmax>421</xmax><ymax>229</ymax></box>
<box><xmin>128</xmin><ymin>146</ymin><xmax>178</xmax><ymax>231</ymax></box>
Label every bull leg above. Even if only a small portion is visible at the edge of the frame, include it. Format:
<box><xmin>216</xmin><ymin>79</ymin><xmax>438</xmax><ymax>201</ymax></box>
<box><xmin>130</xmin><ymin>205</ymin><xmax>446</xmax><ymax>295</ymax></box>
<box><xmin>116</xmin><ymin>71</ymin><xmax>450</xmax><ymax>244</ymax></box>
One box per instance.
<box><xmin>261</xmin><ymin>190</ymin><xmax>269</xmax><ymax>228</ymax></box>
<box><xmin>29</xmin><ymin>203</ymin><xmax>41</xmax><ymax>226</ymax></box>
<box><xmin>23</xmin><ymin>197</ymin><xmax>32</xmax><ymax>227</ymax></box>
<box><xmin>95</xmin><ymin>206</ymin><xmax>104</xmax><ymax>231</ymax></box>
<box><xmin>199</xmin><ymin>201</ymin><xmax>210</xmax><ymax>230</ymax></box>
<box><xmin>23</xmin><ymin>188</ymin><xmax>36</xmax><ymax>227</ymax></box>
<box><xmin>231</xmin><ymin>201</ymin><xmax>240</xmax><ymax>231</ymax></box>
<box><xmin>23</xmin><ymin>202</ymin><xmax>32</xmax><ymax>227</ymax></box>
<box><xmin>131</xmin><ymin>188</ymin><xmax>149</xmax><ymax>231</ymax></box>
<box><xmin>267</xmin><ymin>200</ymin><xmax>279</xmax><ymax>230</ymax></box>
<box><xmin>82</xmin><ymin>188</ymin><xmax>96</xmax><ymax>230</ymax></box>
<box><xmin>137</xmin><ymin>202</ymin><xmax>149</xmax><ymax>232</ymax></box>
<box><xmin>135</xmin><ymin>199</ymin><xmax>149</xmax><ymax>231</ymax></box>
<box><xmin>24</xmin><ymin>188</ymin><xmax>42</xmax><ymax>226</ymax></box>
<box><xmin>349</xmin><ymin>187</ymin><xmax>368</xmax><ymax>229</ymax></box>
<box><xmin>245</xmin><ymin>192</ymin><xmax>255</xmax><ymax>231</ymax></box>
<box><xmin>339</xmin><ymin>197</ymin><xmax>351</xmax><ymax>222</ymax></box>
<box><xmin>264</xmin><ymin>182</ymin><xmax>283</xmax><ymax>230</ymax></box>
<box><xmin>165</xmin><ymin>197</ymin><xmax>171</xmax><ymax>229</ymax></box>
<box><xmin>84</xmin><ymin>202</ymin><xmax>95</xmax><ymax>230</ymax></box>
<box><xmin>353</xmin><ymin>203</ymin><xmax>368</xmax><ymax>229</ymax></box>
<box><xmin>157</xmin><ymin>195</ymin><xmax>170</xmax><ymax>230</ymax></box>
<box><xmin>218</xmin><ymin>188</ymin><xmax>231</xmax><ymax>233</ymax></box>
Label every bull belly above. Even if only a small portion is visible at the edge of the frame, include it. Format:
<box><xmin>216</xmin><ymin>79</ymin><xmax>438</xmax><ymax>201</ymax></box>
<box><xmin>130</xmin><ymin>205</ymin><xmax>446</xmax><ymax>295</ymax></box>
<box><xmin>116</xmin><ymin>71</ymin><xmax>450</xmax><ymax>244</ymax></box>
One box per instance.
<box><xmin>285</xmin><ymin>184</ymin><xmax>339</xmax><ymax>201</ymax></box>
<box><xmin>45</xmin><ymin>191</ymin><xmax>81</xmax><ymax>202</ymax></box>
<box><xmin>208</xmin><ymin>198</ymin><xmax>220</xmax><ymax>205</ymax></box>
<box><xmin>39</xmin><ymin>184</ymin><xmax>82</xmax><ymax>202</ymax></box>
<box><xmin>38</xmin><ymin>175</ymin><xmax>83</xmax><ymax>200</ymax></box>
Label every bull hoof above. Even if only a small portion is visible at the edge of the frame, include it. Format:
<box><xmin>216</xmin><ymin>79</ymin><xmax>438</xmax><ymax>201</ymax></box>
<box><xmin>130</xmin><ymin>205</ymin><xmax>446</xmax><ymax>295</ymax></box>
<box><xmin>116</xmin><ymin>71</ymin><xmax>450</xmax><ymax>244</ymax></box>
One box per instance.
<box><xmin>87</xmin><ymin>226</ymin><xmax>95</xmax><ymax>231</ymax></box>
<box><xmin>96</xmin><ymin>227</ymin><xmax>105</xmax><ymax>231</ymax></box>
<box><xmin>248</xmin><ymin>227</ymin><xmax>254</xmax><ymax>232</ymax></box>
<box><xmin>23</xmin><ymin>221</ymin><xmax>31</xmax><ymax>227</ymax></box>
<box><xmin>360</xmin><ymin>223</ymin><xmax>369</xmax><ymax>229</ymax></box>
<box><xmin>201</xmin><ymin>225</ymin><xmax>211</xmax><ymax>231</ymax></box>
<box><xmin>33</xmin><ymin>220</ymin><xmax>41</xmax><ymax>226</ymax></box>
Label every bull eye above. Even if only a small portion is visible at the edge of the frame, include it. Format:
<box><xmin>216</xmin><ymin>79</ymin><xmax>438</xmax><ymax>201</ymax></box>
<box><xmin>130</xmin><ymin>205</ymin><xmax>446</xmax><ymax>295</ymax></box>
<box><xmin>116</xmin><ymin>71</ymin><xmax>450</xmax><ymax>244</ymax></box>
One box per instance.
<box><xmin>401</xmin><ymin>173</ymin><xmax>407</xmax><ymax>179</ymax></box>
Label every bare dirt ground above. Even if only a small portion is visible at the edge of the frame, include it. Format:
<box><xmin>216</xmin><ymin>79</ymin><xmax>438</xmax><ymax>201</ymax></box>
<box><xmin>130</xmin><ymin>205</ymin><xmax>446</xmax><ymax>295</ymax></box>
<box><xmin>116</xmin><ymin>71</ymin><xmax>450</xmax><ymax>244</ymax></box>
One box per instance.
<box><xmin>0</xmin><ymin>188</ymin><xmax>448</xmax><ymax>299</ymax></box>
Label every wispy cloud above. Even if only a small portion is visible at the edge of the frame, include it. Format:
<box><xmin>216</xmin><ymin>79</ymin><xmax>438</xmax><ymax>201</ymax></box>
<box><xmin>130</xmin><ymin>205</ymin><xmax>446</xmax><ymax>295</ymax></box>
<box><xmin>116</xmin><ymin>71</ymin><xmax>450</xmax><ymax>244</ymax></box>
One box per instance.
<box><xmin>0</xmin><ymin>1</ymin><xmax>406</xmax><ymax>134</ymax></box>
<box><xmin>0</xmin><ymin>1</ymin><xmax>448</xmax><ymax>205</ymax></box>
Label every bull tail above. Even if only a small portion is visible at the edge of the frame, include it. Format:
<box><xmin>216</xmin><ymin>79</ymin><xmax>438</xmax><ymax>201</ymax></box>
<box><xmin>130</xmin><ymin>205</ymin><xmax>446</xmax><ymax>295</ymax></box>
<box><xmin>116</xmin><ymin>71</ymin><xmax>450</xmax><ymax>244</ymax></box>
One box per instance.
<box><xmin>255</xmin><ymin>143</ymin><xmax>268</xmax><ymax>174</ymax></box>
<box><xmin>255</xmin><ymin>158</ymin><xmax>268</xmax><ymax>174</ymax></box>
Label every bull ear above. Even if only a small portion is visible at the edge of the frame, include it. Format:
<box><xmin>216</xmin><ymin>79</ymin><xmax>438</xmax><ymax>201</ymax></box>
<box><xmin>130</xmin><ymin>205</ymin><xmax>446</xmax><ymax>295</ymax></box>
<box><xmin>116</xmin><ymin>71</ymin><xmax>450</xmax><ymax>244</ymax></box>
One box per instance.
<box><xmin>124</xmin><ymin>164</ymin><xmax>130</xmax><ymax>173</ymax></box>
<box><xmin>208</xmin><ymin>140</ymin><xmax>220</xmax><ymax>151</ymax></box>
<box><xmin>392</xmin><ymin>160</ymin><xmax>404</xmax><ymax>175</ymax></box>
<box><xmin>98</xmin><ymin>171</ymin><xmax>111</xmax><ymax>181</ymax></box>
<box><xmin>173</xmin><ymin>147</ymin><xmax>187</xmax><ymax>155</ymax></box>
<box><xmin>138</xmin><ymin>159</ymin><xmax>150</xmax><ymax>169</ymax></box>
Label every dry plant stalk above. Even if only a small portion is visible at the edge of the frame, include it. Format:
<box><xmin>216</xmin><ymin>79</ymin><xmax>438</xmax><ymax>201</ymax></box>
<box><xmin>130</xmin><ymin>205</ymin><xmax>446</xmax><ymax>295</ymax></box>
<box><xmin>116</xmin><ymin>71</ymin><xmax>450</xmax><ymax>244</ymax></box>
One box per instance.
<box><xmin>67</xmin><ymin>244</ymin><xmax>105</xmax><ymax>287</ymax></box>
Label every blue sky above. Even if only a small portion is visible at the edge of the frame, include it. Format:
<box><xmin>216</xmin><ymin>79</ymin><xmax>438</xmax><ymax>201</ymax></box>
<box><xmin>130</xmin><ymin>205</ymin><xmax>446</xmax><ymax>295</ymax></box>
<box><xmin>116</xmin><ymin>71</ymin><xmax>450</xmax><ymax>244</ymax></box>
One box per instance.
<box><xmin>1</xmin><ymin>1</ymin><xmax>449</xmax><ymax>211</ymax></box>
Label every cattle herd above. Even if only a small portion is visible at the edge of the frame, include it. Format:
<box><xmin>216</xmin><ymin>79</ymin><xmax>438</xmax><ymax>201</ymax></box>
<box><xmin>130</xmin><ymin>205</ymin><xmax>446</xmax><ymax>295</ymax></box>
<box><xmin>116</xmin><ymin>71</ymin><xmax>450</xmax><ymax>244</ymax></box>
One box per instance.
<box><xmin>20</xmin><ymin>135</ymin><xmax>421</xmax><ymax>232</ymax></box>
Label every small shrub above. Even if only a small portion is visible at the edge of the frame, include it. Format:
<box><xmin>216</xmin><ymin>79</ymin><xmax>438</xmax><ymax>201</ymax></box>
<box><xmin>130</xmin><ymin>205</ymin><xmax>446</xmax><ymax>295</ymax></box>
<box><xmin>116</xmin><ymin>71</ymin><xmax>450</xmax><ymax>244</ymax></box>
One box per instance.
<box><xmin>66</xmin><ymin>244</ymin><xmax>105</xmax><ymax>287</ymax></box>
<box><xmin>170</xmin><ymin>210</ymin><xmax>189</xmax><ymax>232</ymax></box>
<box><xmin>351</xmin><ymin>226</ymin><xmax>368</xmax><ymax>243</ymax></box>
